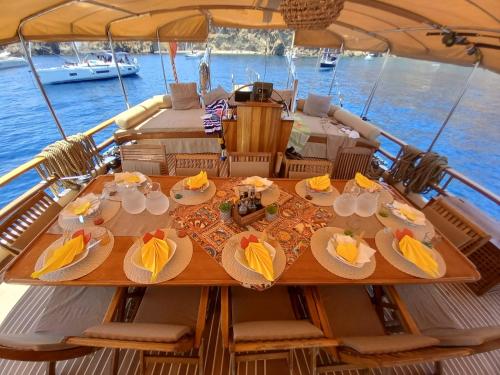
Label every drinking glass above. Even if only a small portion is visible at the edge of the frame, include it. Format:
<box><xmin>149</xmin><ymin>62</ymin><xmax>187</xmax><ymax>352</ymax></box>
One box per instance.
<box><xmin>355</xmin><ymin>192</ymin><xmax>378</xmax><ymax>217</ymax></box>
<box><xmin>333</xmin><ymin>193</ymin><xmax>356</xmax><ymax>217</ymax></box>
<box><xmin>121</xmin><ymin>186</ymin><xmax>146</xmax><ymax>214</ymax></box>
<box><xmin>146</xmin><ymin>190</ymin><xmax>170</xmax><ymax>215</ymax></box>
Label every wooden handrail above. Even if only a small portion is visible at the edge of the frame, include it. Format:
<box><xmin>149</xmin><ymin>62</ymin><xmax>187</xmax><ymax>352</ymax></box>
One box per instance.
<box><xmin>0</xmin><ymin>117</ymin><xmax>116</xmax><ymax>188</ymax></box>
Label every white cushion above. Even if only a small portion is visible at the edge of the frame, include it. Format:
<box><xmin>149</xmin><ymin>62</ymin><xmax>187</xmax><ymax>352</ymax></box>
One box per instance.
<box><xmin>303</xmin><ymin>93</ymin><xmax>332</xmax><ymax>117</ymax></box>
<box><xmin>202</xmin><ymin>85</ymin><xmax>229</xmax><ymax>106</ymax></box>
<box><xmin>0</xmin><ymin>333</ymin><xmax>76</xmax><ymax>351</ymax></box>
<box><xmin>334</xmin><ymin>109</ymin><xmax>381</xmax><ymax>140</ymax></box>
<box><xmin>153</xmin><ymin>95</ymin><xmax>172</xmax><ymax>109</ymax></box>
<box><xmin>170</xmin><ymin>82</ymin><xmax>200</xmax><ymax>110</ymax></box>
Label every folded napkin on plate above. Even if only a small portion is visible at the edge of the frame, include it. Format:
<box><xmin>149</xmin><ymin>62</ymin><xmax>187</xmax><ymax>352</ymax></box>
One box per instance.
<box><xmin>329</xmin><ymin>234</ymin><xmax>375</xmax><ymax>266</ymax></box>
<box><xmin>63</xmin><ymin>193</ymin><xmax>99</xmax><ymax>218</ymax></box>
<box><xmin>31</xmin><ymin>231</ymin><xmax>89</xmax><ymax>279</ymax></box>
<box><xmin>244</xmin><ymin>240</ymin><xmax>275</xmax><ymax>282</ymax></box>
<box><xmin>307</xmin><ymin>174</ymin><xmax>331</xmax><ymax>191</ymax></box>
<box><xmin>399</xmin><ymin>235</ymin><xmax>439</xmax><ymax>277</ymax></box>
<box><xmin>115</xmin><ymin>172</ymin><xmax>142</xmax><ymax>184</ymax></box>
<box><xmin>355</xmin><ymin>172</ymin><xmax>381</xmax><ymax>192</ymax></box>
<box><xmin>141</xmin><ymin>230</ymin><xmax>170</xmax><ymax>282</ymax></box>
<box><xmin>393</xmin><ymin>201</ymin><xmax>426</xmax><ymax>225</ymax></box>
<box><xmin>186</xmin><ymin>171</ymin><xmax>208</xmax><ymax>189</ymax></box>
<box><xmin>71</xmin><ymin>201</ymin><xmax>91</xmax><ymax>215</ymax></box>
<box><xmin>242</xmin><ymin>176</ymin><xmax>272</xmax><ymax>189</ymax></box>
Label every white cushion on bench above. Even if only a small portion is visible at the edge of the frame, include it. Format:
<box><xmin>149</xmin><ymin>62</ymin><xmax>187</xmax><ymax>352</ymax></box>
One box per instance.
<box><xmin>334</xmin><ymin>109</ymin><xmax>380</xmax><ymax>141</ymax></box>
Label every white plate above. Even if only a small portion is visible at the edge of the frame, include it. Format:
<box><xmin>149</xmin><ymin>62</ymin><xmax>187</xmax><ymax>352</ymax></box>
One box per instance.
<box><xmin>114</xmin><ymin>172</ymin><xmax>148</xmax><ymax>188</ymax></box>
<box><xmin>131</xmin><ymin>238</ymin><xmax>177</xmax><ymax>272</ymax></box>
<box><xmin>241</xmin><ymin>176</ymin><xmax>273</xmax><ymax>193</ymax></box>
<box><xmin>61</xmin><ymin>193</ymin><xmax>101</xmax><ymax>219</ymax></box>
<box><xmin>234</xmin><ymin>241</ymin><xmax>276</xmax><ymax>274</ymax></box>
<box><xmin>389</xmin><ymin>203</ymin><xmax>426</xmax><ymax>226</ymax></box>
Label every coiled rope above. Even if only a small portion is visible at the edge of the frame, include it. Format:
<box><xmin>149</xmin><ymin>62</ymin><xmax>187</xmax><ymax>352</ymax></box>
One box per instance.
<box><xmin>39</xmin><ymin>133</ymin><xmax>103</xmax><ymax>189</ymax></box>
<box><xmin>388</xmin><ymin>145</ymin><xmax>448</xmax><ymax>194</ymax></box>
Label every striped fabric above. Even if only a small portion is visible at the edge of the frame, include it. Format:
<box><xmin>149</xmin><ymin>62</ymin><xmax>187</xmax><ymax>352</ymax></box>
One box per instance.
<box><xmin>0</xmin><ymin>284</ymin><xmax>498</xmax><ymax>374</ymax></box>
<box><xmin>203</xmin><ymin>99</ymin><xmax>228</xmax><ymax>134</ymax></box>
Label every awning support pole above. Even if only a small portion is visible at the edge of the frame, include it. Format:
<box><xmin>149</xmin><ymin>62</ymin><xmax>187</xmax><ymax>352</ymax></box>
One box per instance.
<box><xmin>286</xmin><ymin>31</ymin><xmax>295</xmax><ymax>88</ymax></box>
<box><xmin>360</xmin><ymin>49</ymin><xmax>390</xmax><ymax>120</ymax></box>
<box><xmin>107</xmin><ymin>29</ymin><xmax>130</xmax><ymax>109</ymax></box>
<box><xmin>156</xmin><ymin>29</ymin><xmax>169</xmax><ymax>95</ymax></box>
<box><xmin>328</xmin><ymin>43</ymin><xmax>343</xmax><ymax>95</ymax></box>
<box><xmin>427</xmin><ymin>61</ymin><xmax>479</xmax><ymax>152</ymax></box>
<box><xmin>18</xmin><ymin>31</ymin><xmax>67</xmax><ymax>140</ymax></box>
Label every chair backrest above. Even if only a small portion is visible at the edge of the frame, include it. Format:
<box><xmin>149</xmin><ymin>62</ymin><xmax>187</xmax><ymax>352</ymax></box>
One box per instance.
<box><xmin>332</xmin><ymin>146</ymin><xmax>374</xmax><ymax>179</ymax></box>
<box><xmin>120</xmin><ymin>143</ymin><xmax>168</xmax><ymax>175</ymax></box>
<box><xmin>284</xmin><ymin>158</ymin><xmax>333</xmax><ymax>179</ymax></box>
<box><xmin>175</xmin><ymin>154</ymin><xmax>219</xmax><ymax>177</ymax></box>
<box><xmin>0</xmin><ymin>190</ymin><xmax>62</xmax><ymax>254</ymax></box>
<box><xmin>423</xmin><ymin>196</ymin><xmax>490</xmax><ymax>256</ymax></box>
<box><xmin>229</xmin><ymin>152</ymin><xmax>272</xmax><ymax>177</ymax></box>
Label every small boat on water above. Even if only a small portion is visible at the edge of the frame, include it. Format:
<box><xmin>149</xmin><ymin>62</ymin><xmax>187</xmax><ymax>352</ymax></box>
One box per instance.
<box><xmin>185</xmin><ymin>50</ymin><xmax>203</xmax><ymax>58</ymax></box>
<box><xmin>37</xmin><ymin>51</ymin><xmax>139</xmax><ymax>84</ymax></box>
<box><xmin>0</xmin><ymin>51</ymin><xmax>27</xmax><ymax>70</ymax></box>
<box><xmin>319</xmin><ymin>51</ymin><xmax>337</xmax><ymax>70</ymax></box>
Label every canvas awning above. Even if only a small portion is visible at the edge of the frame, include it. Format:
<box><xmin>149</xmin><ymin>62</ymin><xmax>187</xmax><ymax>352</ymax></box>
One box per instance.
<box><xmin>2</xmin><ymin>1</ymin><xmax>499</xmax><ymax>73</ymax></box>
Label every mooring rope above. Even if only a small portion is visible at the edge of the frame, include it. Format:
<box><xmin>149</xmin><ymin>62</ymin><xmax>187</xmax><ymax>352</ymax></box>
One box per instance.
<box><xmin>39</xmin><ymin>133</ymin><xmax>103</xmax><ymax>189</ymax></box>
<box><xmin>387</xmin><ymin>145</ymin><xmax>448</xmax><ymax>194</ymax></box>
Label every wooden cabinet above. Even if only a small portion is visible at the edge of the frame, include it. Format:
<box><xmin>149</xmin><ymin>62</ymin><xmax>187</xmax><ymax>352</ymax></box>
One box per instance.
<box><xmin>222</xmin><ymin>101</ymin><xmax>293</xmax><ymax>153</ymax></box>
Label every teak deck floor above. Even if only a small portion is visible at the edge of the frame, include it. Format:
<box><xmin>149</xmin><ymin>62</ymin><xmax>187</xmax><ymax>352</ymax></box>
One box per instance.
<box><xmin>0</xmin><ymin>282</ymin><xmax>499</xmax><ymax>375</ymax></box>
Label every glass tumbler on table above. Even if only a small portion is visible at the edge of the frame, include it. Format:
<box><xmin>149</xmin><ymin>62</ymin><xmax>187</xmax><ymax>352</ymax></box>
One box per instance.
<box><xmin>122</xmin><ymin>186</ymin><xmax>146</xmax><ymax>214</ymax></box>
<box><xmin>333</xmin><ymin>193</ymin><xmax>357</xmax><ymax>217</ymax></box>
<box><xmin>146</xmin><ymin>184</ymin><xmax>169</xmax><ymax>215</ymax></box>
<box><xmin>355</xmin><ymin>192</ymin><xmax>378</xmax><ymax>217</ymax></box>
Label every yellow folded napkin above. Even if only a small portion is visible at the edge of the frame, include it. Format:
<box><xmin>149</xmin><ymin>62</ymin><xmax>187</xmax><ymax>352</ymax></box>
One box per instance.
<box><xmin>116</xmin><ymin>172</ymin><xmax>141</xmax><ymax>184</ymax></box>
<box><xmin>245</xmin><ymin>241</ymin><xmax>275</xmax><ymax>281</ymax></box>
<box><xmin>141</xmin><ymin>237</ymin><xmax>171</xmax><ymax>282</ymax></box>
<box><xmin>72</xmin><ymin>201</ymin><xmax>91</xmax><ymax>216</ymax></box>
<box><xmin>186</xmin><ymin>171</ymin><xmax>208</xmax><ymax>189</ymax></box>
<box><xmin>399</xmin><ymin>235</ymin><xmax>439</xmax><ymax>277</ymax></box>
<box><xmin>31</xmin><ymin>235</ymin><xmax>86</xmax><ymax>279</ymax></box>
<box><xmin>307</xmin><ymin>174</ymin><xmax>331</xmax><ymax>191</ymax></box>
<box><xmin>355</xmin><ymin>172</ymin><xmax>380</xmax><ymax>191</ymax></box>
<box><xmin>334</xmin><ymin>235</ymin><xmax>359</xmax><ymax>264</ymax></box>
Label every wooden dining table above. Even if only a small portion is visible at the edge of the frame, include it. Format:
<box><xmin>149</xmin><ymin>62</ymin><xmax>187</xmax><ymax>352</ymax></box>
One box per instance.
<box><xmin>4</xmin><ymin>175</ymin><xmax>480</xmax><ymax>286</ymax></box>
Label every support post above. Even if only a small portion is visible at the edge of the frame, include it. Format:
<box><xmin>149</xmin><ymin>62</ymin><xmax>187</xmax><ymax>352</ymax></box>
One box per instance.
<box><xmin>107</xmin><ymin>29</ymin><xmax>130</xmax><ymax>109</ymax></box>
<box><xmin>286</xmin><ymin>31</ymin><xmax>296</xmax><ymax>88</ymax></box>
<box><xmin>156</xmin><ymin>29</ymin><xmax>169</xmax><ymax>95</ymax></box>
<box><xmin>71</xmin><ymin>41</ymin><xmax>81</xmax><ymax>64</ymax></box>
<box><xmin>18</xmin><ymin>31</ymin><xmax>67</xmax><ymax>140</ymax></box>
<box><xmin>360</xmin><ymin>49</ymin><xmax>390</xmax><ymax>120</ymax></box>
<box><xmin>427</xmin><ymin>61</ymin><xmax>479</xmax><ymax>152</ymax></box>
<box><xmin>328</xmin><ymin>43</ymin><xmax>343</xmax><ymax>95</ymax></box>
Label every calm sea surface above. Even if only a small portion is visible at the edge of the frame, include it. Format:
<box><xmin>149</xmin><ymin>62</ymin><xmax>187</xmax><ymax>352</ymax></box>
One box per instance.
<box><xmin>0</xmin><ymin>54</ymin><xmax>498</xmax><ymax>219</ymax></box>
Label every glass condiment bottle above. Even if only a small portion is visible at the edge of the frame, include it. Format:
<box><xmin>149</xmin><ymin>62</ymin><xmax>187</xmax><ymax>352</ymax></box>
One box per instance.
<box><xmin>238</xmin><ymin>199</ymin><xmax>248</xmax><ymax>216</ymax></box>
<box><xmin>247</xmin><ymin>186</ymin><xmax>257</xmax><ymax>213</ymax></box>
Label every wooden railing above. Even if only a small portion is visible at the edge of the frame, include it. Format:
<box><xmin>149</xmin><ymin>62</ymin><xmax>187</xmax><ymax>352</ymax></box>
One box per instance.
<box><xmin>377</xmin><ymin>129</ymin><xmax>500</xmax><ymax>206</ymax></box>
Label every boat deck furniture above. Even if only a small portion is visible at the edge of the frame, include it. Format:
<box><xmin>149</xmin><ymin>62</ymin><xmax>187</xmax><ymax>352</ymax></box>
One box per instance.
<box><xmin>310</xmin><ymin>285</ymin><xmax>470</xmax><ymax>373</ymax></box>
<box><xmin>2</xmin><ymin>176</ymin><xmax>479</xmax><ymax>287</ymax></box>
<box><xmin>228</xmin><ymin>152</ymin><xmax>272</xmax><ymax>177</ymax></box>
<box><xmin>68</xmin><ymin>286</ymin><xmax>209</xmax><ymax>375</ymax></box>
<box><xmin>423</xmin><ymin>196</ymin><xmax>491</xmax><ymax>256</ymax></box>
<box><xmin>283</xmin><ymin>157</ymin><xmax>333</xmax><ymax>179</ymax></box>
<box><xmin>467</xmin><ymin>241</ymin><xmax>500</xmax><ymax>295</ymax></box>
<box><xmin>174</xmin><ymin>154</ymin><xmax>220</xmax><ymax>177</ymax></box>
<box><xmin>120</xmin><ymin>143</ymin><xmax>168</xmax><ymax>175</ymax></box>
<box><xmin>0</xmin><ymin>286</ymin><xmax>115</xmax><ymax>375</ymax></box>
<box><xmin>331</xmin><ymin>146</ymin><xmax>374</xmax><ymax>180</ymax></box>
<box><xmin>221</xmin><ymin>286</ymin><xmax>336</xmax><ymax>375</ymax></box>
<box><xmin>396</xmin><ymin>284</ymin><xmax>500</xmax><ymax>359</ymax></box>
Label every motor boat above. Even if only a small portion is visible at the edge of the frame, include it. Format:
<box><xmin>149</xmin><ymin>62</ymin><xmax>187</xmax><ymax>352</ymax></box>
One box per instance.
<box><xmin>0</xmin><ymin>2</ymin><xmax>499</xmax><ymax>375</ymax></box>
<box><xmin>37</xmin><ymin>51</ymin><xmax>139</xmax><ymax>84</ymax></box>
<box><xmin>0</xmin><ymin>51</ymin><xmax>27</xmax><ymax>70</ymax></box>
<box><xmin>319</xmin><ymin>54</ymin><xmax>336</xmax><ymax>70</ymax></box>
<box><xmin>185</xmin><ymin>50</ymin><xmax>203</xmax><ymax>58</ymax></box>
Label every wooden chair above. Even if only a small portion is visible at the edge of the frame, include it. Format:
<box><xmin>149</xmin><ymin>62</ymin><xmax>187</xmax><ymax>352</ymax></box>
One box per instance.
<box><xmin>468</xmin><ymin>242</ymin><xmax>500</xmax><ymax>295</ymax></box>
<box><xmin>120</xmin><ymin>143</ymin><xmax>168</xmax><ymax>175</ymax></box>
<box><xmin>0</xmin><ymin>188</ymin><xmax>62</xmax><ymax>273</ymax></box>
<box><xmin>0</xmin><ymin>286</ymin><xmax>115</xmax><ymax>375</ymax></box>
<box><xmin>174</xmin><ymin>154</ymin><xmax>219</xmax><ymax>177</ymax></box>
<box><xmin>309</xmin><ymin>285</ymin><xmax>470</xmax><ymax>373</ymax></box>
<box><xmin>68</xmin><ymin>286</ymin><xmax>209</xmax><ymax>375</ymax></box>
<box><xmin>228</xmin><ymin>152</ymin><xmax>272</xmax><ymax>177</ymax></box>
<box><xmin>221</xmin><ymin>286</ymin><xmax>336</xmax><ymax>375</ymax></box>
<box><xmin>422</xmin><ymin>196</ymin><xmax>490</xmax><ymax>256</ymax></box>
<box><xmin>331</xmin><ymin>146</ymin><xmax>374</xmax><ymax>179</ymax></box>
<box><xmin>283</xmin><ymin>157</ymin><xmax>333</xmax><ymax>179</ymax></box>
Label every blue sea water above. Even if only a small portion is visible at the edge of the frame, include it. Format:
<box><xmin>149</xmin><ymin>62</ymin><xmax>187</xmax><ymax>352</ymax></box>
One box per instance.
<box><xmin>0</xmin><ymin>54</ymin><xmax>498</xmax><ymax>219</ymax></box>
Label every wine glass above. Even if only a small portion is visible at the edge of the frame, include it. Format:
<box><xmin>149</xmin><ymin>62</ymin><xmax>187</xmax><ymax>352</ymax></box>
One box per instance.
<box><xmin>121</xmin><ymin>186</ymin><xmax>146</xmax><ymax>214</ymax></box>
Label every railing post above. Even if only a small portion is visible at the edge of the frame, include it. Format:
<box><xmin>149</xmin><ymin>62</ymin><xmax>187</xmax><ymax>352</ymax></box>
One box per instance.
<box><xmin>360</xmin><ymin>49</ymin><xmax>390</xmax><ymax>120</ymax></box>
<box><xmin>18</xmin><ymin>31</ymin><xmax>67</xmax><ymax>140</ymax></box>
<box><xmin>156</xmin><ymin>29</ymin><xmax>169</xmax><ymax>95</ymax></box>
<box><xmin>427</xmin><ymin>61</ymin><xmax>479</xmax><ymax>152</ymax></box>
<box><xmin>107</xmin><ymin>28</ymin><xmax>130</xmax><ymax>109</ymax></box>
<box><xmin>328</xmin><ymin>43</ymin><xmax>343</xmax><ymax>96</ymax></box>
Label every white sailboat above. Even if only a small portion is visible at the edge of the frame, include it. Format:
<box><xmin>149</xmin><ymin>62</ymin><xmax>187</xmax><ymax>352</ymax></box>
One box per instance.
<box><xmin>37</xmin><ymin>51</ymin><xmax>139</xmax><ymax>84</ymax></box>
<box><xmin>0</xmin><ymin>51</ymin><xmax>27</xmax><ymax>70</ymax></box>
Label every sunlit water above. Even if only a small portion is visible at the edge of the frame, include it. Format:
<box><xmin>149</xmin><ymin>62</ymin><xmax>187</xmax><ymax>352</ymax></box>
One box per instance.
<box><xmin>0</xmin><ymin>54</ymin><xmax>498</xmax><ymax>219</ymax></box>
